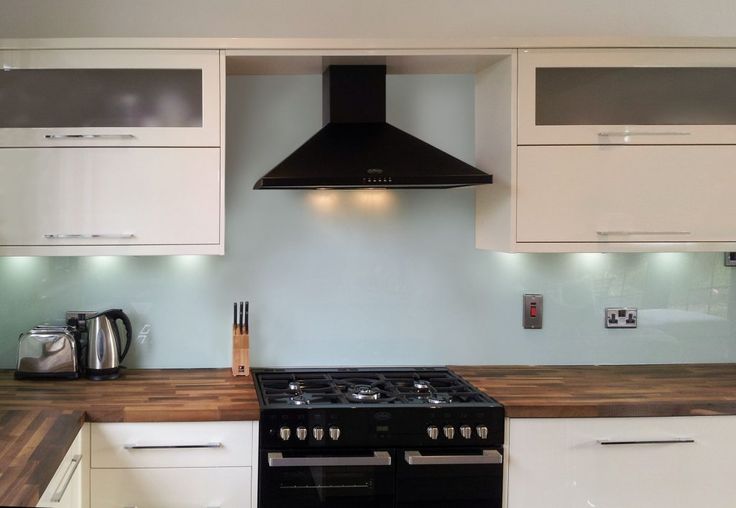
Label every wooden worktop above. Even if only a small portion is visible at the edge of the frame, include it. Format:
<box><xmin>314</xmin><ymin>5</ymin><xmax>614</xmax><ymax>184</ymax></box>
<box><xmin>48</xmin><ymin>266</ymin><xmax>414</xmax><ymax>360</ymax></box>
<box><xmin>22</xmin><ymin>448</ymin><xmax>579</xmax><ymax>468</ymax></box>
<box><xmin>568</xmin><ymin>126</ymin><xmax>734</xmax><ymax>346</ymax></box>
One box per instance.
<box><xmin>0</xmin><ymin>409</ymin><xmax>84</xmax><ymax>508</ymax></box>
<box><xmin>453</xmin><ymin>364</ymin><xmax>736</xmax><ymax>418</ymax></box>
<box><xmin>0</xmin><ymin>368</ymin><xmax>260</xmax><ymax>422</ymax></box>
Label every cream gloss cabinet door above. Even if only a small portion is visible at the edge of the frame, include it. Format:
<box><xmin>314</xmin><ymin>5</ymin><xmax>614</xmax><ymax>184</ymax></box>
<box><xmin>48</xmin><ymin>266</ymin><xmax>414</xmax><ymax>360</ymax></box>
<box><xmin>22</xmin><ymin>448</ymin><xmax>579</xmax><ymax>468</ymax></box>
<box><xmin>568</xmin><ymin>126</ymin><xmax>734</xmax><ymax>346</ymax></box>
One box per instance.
<box><xmin>518</xmin><ymin>48</ymin><xmax>736</xmax><ymax>145</ymax></box>
<box><xmin>506</xmin><ymin>416</ymin><xmax>736</xmax><ymax>508</ymax></box>
<box><xmin>0</xmin><ymin>50</ymin><xmax>220</xmax><ymax>148</ymax></box>
<box><xmin>0</xmin><ymin>147</ymin><xmax>221</xmax><ymax>252</ymax></box>
<box><xmin>37</xmin><ymin>424</ymin><xmax>90</xmax><ymax>508</ymax></box>
<box><xmin>516</xmin><ymin>145</ymin><xmax>736</xmax><ymax>244</ymax></box>
<box><xmin>91</xmin><ymin>467</ymin><xmax>251</xmax><ymax>508</ymax></box>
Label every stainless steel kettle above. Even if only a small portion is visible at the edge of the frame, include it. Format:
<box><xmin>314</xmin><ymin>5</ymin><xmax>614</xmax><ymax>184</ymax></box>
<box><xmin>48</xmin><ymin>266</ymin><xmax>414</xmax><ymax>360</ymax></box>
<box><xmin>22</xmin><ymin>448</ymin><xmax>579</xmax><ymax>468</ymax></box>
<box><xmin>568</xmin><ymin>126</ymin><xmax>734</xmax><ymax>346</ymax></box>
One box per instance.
<box><xmin>86</xmin><ymin>309</ymin><xmax>132</xmax><ymax>380</ymax></box>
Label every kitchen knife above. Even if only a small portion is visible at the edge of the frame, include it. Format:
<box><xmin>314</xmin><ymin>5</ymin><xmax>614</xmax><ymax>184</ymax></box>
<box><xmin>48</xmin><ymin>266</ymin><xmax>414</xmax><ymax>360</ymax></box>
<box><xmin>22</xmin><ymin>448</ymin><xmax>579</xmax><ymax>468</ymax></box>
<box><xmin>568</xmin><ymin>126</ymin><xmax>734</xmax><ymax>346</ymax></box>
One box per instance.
<box><xmin>245</xmin><ymin>301</ymin><xmax>249</xmax><ymax>334</ymax></box>
<box><xmin>239</xmin><ymin>301</ymin><xmax>244</xmax><ymax>334</ymax></box>
<box><xmin>233</xmin><ymin>302</ymin><xmax>237</xmax><ymax>329</ymax></box>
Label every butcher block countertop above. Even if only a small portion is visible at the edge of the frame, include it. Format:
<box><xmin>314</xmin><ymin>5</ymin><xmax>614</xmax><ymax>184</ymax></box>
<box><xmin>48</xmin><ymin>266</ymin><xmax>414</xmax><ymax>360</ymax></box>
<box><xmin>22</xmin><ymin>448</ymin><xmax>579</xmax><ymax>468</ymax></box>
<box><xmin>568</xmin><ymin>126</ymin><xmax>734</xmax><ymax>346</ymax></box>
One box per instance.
<box><xmin>0</xmin><ymin>409</ymin><xmax>84</xmax><ymax>508</ymax></box>
<box><xmin>452</xmin><ymin>364</ymin><xmax>736</xmax><ymax>418</ymax></box>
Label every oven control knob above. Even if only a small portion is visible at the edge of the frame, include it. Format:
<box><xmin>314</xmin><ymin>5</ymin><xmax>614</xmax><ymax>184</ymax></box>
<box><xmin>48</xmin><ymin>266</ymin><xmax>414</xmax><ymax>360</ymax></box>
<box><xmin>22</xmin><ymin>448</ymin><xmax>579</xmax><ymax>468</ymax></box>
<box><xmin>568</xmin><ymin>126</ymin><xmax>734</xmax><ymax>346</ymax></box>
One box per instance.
<box><xmin>279</xmin><ymin>426</ymin><xmax>291</xmax><ymax>441</ymax></box>
<box><xmin>443</xmin><ymin>425</ymin><xmax>455</xmax><ymax>440</ymax></box>
<box><xmin>312</xmin><ymin>426</ymin><xmax>324</xmax><ymax>441</ymax></box>
<box><xmin>296</xmin><ymin>426</ymin><xmax>308</xmax><ymax>441</ymax></box>
<box><xmin>460</xmin><ymin>425</ymin><xmax>472</xmax><ymax>439</ymax></box>
<box><xmin>426</xmin><ymin>425</ymin><xmax>439</xmax><ymax>440</ymax></box>
<box><xmin>476</xmin><ymin>425</ymin><xmax>489</xmax><ymax>440</ymax></box>
<box><xmin>329</xmin><ymin>426</ymin><xmax>341</xmax><ymax>441</ymax></box>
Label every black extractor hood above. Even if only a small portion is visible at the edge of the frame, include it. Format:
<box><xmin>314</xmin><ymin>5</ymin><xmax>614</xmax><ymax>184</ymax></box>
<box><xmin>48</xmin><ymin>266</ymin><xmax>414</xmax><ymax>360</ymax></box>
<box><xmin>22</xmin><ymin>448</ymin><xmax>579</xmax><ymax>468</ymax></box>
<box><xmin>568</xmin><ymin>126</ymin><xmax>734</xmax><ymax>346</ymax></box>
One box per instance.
<box><xmin>254</xmin><ymin>65</ymin><xmax>493</xmax><ymax>189</ymax></box>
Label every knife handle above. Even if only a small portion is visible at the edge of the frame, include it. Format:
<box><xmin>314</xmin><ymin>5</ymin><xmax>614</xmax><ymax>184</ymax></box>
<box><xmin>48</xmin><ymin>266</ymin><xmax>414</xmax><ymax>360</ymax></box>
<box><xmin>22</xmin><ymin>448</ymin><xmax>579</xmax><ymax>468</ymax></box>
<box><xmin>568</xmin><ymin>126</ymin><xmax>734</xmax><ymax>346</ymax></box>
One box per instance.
<box><xmin>245</xmin><ymin>301</ymin><xmax>249</xmax><ymax>334</ymax></box>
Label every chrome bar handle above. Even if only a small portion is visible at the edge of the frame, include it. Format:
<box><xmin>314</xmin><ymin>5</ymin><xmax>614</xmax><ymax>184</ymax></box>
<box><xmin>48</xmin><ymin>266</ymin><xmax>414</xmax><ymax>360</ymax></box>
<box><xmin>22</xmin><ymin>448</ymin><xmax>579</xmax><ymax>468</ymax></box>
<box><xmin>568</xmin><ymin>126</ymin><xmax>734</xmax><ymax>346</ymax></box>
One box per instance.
<box><xmin>45</xmin><ymin>134</ymin><xmax>136</xmax><ymax>140</ymax></box>
<box><xmin>596</xmin><ymin>231</ymin><xmax>691</xmax><ymax>236</ymax></box>
<box><xmin>44</xmin><ymin>234</ymin><xmax>136</xmax><ymax>240</ymax></box>
<box><xmin>50</xmin><ymin>454</ymin><xmax>82</xmax><ymax>502</ymax></box>
<box><xmin>597</xmin><ymin>131</ymin><xmax>691</xmax><ymax>137</ymax></box>
<box><xmin>268</xmin><ymin>451</ymin><xmax>392</xmax><ymax>467</ymax></box>
<box><xmin>598</xmin><ymin>438</ymin><xmax>695</xmax><ymax>446</ymax></box>
<box><xmin>404</xmin><ymin>449</ymin><xmax>503</xmax><ymax>465</ymax></box>
<box><xmin>124</xmin><ymin>442</ymin><xmax>223</xmax><ymax>450</ymax></box>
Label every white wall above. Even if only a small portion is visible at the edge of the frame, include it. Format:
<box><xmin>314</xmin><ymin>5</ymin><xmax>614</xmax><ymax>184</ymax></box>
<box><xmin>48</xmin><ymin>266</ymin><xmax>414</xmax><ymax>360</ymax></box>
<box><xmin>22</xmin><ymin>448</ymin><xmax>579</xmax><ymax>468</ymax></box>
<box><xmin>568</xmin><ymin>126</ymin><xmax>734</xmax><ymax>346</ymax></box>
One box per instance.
<box><xmin>1</xmin><ymin>0</ymin><xmax>736</xmax><ymax>39</ymax></box>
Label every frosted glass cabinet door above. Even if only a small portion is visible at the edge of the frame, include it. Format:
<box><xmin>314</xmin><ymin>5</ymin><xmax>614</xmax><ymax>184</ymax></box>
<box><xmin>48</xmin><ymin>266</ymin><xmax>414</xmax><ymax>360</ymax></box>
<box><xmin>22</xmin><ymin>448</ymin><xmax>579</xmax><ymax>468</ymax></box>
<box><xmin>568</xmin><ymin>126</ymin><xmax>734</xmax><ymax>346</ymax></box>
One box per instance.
<box><xmin>0</xmin><ymin>50</ymin><xmax>220</xmax><ymax>147</ymax></box>
<box><xmin>518</xmin><ymin>49</ymin><xmax>736</xmax><ymax>145</ymax></box>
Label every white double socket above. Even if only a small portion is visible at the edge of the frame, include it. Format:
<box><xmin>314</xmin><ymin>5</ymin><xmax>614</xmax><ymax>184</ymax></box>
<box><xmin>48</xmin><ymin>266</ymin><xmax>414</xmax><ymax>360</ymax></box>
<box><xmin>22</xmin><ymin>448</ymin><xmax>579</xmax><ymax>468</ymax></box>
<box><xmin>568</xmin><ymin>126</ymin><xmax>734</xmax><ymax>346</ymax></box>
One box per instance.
<box><xmin>606</xmin><ymin>307</ymin><xmax>637</xmax><ymax>328</ymax></box>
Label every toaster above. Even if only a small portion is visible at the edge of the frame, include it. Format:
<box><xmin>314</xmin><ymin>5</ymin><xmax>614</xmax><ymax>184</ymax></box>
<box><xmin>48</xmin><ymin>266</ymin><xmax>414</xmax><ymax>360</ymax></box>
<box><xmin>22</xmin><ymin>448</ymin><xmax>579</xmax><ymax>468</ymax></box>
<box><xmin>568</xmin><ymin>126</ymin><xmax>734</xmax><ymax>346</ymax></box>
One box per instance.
<box><xmin>15</xmin><ymin>325</ymin><xmax>80</xmax><ymax>379</ymax></box>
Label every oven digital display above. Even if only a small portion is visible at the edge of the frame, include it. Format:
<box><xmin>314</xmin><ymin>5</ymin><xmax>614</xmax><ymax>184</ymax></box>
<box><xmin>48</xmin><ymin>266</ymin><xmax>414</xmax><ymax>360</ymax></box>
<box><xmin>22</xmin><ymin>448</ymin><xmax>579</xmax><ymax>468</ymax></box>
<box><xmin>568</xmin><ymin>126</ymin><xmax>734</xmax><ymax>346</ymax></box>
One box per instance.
<box><xmin>376</xmin><ymin>425</ymin><xmax>389</xmax><ymax>432</ymax></box>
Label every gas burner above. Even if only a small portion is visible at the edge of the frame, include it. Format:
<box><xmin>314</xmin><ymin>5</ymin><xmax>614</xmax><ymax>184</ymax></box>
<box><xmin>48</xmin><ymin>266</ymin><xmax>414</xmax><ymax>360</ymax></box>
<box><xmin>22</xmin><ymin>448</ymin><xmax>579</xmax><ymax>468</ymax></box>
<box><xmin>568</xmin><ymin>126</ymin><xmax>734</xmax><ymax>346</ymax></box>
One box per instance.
<box><xmin>426</xmin><ymin>393</ymin><xmax>453</xmax><ymax>404</ymax></box>
<box><xmin>413</xmin><ymin>379</ymin><xmax>432</xmax><ymax>391</ymax></box>
<box><xmin>347</xmin><ymin>384</ymin><xmax>381</xmax><ymax>402</ymax></box>
<box><xmin>287</xmin><ymin>381</ymin><xmax>301</xmax><ymax>392</ymax></box>
<box><xmin>288</xmin><ymin>394</ymin><xmax>309</xmax><ymax>405</ymax></box>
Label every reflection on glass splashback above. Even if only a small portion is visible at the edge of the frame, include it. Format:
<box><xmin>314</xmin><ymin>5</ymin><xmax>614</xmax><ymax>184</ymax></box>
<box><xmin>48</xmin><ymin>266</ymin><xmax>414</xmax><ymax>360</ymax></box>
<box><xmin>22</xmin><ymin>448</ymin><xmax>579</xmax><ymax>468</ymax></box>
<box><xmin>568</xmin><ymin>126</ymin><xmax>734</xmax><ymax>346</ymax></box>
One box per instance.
<box><xmin>0</xmin><ymin>74</ymin><xmax>735</xmax><ymax>368</ymax></box>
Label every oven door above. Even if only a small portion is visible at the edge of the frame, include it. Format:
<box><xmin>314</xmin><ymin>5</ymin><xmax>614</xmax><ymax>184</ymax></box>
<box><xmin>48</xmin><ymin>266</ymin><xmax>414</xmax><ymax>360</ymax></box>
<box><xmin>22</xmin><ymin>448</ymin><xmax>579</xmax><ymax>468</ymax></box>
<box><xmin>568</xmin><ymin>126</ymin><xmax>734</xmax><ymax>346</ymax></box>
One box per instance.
<box><xmin>259</xmin><ymin>449</ymin><xmax>394</xmax><ymax>508</ymax></box>
<box><xmin>395</xmin><ymin>448</ymin><xmax>504</xmax><ymax>508</ymax></box>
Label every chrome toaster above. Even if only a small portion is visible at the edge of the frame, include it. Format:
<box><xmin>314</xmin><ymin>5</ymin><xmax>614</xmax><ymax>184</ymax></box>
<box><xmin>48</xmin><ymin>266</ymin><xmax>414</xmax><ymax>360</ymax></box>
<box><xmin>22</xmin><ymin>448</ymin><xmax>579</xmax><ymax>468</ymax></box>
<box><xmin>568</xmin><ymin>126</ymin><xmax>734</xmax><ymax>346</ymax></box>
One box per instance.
<box><xmin>15</xmin><ymin>325</ymin><xmax>80</xmax><ymax>379</ymax></box>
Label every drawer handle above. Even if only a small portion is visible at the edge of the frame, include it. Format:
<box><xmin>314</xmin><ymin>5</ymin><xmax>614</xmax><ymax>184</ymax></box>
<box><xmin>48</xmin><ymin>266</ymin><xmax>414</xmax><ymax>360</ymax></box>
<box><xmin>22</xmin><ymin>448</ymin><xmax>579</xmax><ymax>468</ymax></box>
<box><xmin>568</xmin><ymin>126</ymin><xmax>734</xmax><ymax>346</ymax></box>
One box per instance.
<box><xmin>45</xmin><ymin>134</ymin><xmax>136</xmax><ymax>140</ymax></box>
<box><xmin>597</xmin><ymin>131</ymin><xmax>691</xmax><ymax>137</ymax></box>
<box><xmin>404</xmin><ymin>449</ymin><xmax>502</xmax><ymax>465</ymax></box>
<box><xmin>598</xmin><ymin>438</ymin><xmax>695</xmax><ymax>446</ymax></box>
<box><xmin>44</xmin><ymin>234</ymin><xmax>136</xmax><ymax>240</ymax></box>
<box><xmin>50</xmin><ymin>454</ymin><xmax>82</xmax><ymax>502</ymax></box>
<box><xmin>124</xmin><ymin>442</ymin><xmax>223</xmax><ymax>450</ymax></box>
<box><xmin>268</xmin><ymin>451</ymin><xmax>392</xmax><ymax>467</ymax></box>
<box><xmin>596</xmin><ymin>230</ymin><xmax>691</xmax><ymax>236</ymax></box>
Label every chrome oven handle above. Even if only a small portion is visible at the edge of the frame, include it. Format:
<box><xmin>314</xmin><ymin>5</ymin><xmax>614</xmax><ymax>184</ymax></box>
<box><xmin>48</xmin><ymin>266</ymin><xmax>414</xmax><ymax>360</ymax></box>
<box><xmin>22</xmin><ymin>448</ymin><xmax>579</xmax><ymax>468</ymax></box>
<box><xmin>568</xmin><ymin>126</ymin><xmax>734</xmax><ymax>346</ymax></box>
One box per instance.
<box><xmin>598</xmin><ymin>438</ymin><xmax>695</xmax><ymax>446</ymax></box>
<box><xmin>124</xmin><ymin>442</ymin><xmax>223</xmax><ymax>450</ymax></box>
<box><xmin>267</xmin><ymin>451</ymin><xmax>392</xmax><ymax>467</ymax></box>
<box><xmin>404</xmin><ymin>449</ymin><xmax>503</xmax><ymax>465</ymax></box>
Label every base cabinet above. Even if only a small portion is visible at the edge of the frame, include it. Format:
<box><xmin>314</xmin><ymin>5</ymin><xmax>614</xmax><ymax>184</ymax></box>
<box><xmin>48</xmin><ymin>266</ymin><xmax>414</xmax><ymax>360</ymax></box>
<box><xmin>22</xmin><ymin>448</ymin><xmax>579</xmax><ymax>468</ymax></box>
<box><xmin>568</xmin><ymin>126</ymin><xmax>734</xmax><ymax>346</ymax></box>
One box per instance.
<box><xmin>37</xmin><ymin>424</ymin><xmax>90</xmax><ymax>508</ymax></box>
<box><xmin>91</xmin><ymin>467</ymin><xmax>250</xmax><ymax>508</ymax></box>
<box><xmin>507</xmin><ymin>416</ymin><xmax>736</xmax><ymax>508</ymax></box>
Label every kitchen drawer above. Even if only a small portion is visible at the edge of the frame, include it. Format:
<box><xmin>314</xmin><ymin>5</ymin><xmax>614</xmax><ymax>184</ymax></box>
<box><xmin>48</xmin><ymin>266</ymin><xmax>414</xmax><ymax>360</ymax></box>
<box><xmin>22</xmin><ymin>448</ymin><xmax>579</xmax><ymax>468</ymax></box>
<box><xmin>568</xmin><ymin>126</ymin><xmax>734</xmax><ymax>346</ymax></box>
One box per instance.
<box><xmin>91</xmin><ymin>421</ymin><xmax>253</xmax><ymax>468</ymax></box>
<box><xmin>519</xmin><ymin>48</ymin><xmax>736</xmax><ymax>145</ymax></box>
<box><xmin>0</xmin><ymin>49</ymin><xmax>220</xmax><ymax>147</ymax></box>
<box><xmin>37</xmin><ymin>424</ymin><xmax>89</xmax><ymax>508</ymax></box>
<box><xmin>0</xmin><ymin>147</ymin><xmax>221</xmax><ymax>252</ymax></box>
<box><xmin>91</xmin><ymin>467</ymin><xmax>251</xmax><ymax>508</ymax></box>
<box><xmin>507</xmin><ymin>416</ymin><xmax>736</xmax><ymax>508</ymax></box>
<box><xmin>516</xmin><ymin>145</ymin><xmax>736</xmax><ymax>244</ymax></box>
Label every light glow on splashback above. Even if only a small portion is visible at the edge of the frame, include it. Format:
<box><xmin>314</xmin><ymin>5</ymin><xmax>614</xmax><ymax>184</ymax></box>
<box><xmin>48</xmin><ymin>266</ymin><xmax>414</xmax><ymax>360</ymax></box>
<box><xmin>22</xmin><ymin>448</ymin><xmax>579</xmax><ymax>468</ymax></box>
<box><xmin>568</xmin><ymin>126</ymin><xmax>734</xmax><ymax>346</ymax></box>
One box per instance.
<box><xmin>306</xmin><ymin>189</ymin><xmax>340</xmax><ymax>213</ymax></box>
<box><xmin>306</xmin><ymin>189</ymin><xmax>396</xmax><ymax>214</ymax></box>
<box><xmin>350</xmin><ymin>189</ymin><xmax>396</xmax><ymax>211</ymax></box>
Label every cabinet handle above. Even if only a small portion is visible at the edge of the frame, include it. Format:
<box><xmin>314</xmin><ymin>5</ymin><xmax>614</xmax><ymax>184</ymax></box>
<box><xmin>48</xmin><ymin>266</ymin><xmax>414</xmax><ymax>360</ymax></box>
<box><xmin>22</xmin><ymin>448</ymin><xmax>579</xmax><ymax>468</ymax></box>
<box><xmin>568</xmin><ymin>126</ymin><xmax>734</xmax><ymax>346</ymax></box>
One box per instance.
<box><xmin>268</xmin><ymin>451</ymin><xmax>392</xmax><ymax>467</ymax></box>
<box><xmin>124</xmin><ymin>442</ymin><xmax>223</xmax><ymax>450</ymax></box>
<box><xmin>404</xmin><ymin>449</ymin><xmax>502</xmax><ymax>465</ymax></box>
<box><xmin>45</xmin><ymin>134</ymin><xmax>136</xmax><ymax>140</ymax></box>
<box><xmin>598</xmin><ymin>438</ymin><xmax>695</xmax><ymax>446</ymax></box>
<box><xmin>596</xmin><ymin>230</ymin><xmax>691</xmax><ymax>236</ymax></box>
<box><xmin>50</xmin><ymin>454</ymin><xmax>82</xmax><ymax>502</ymax></box>
<box><xmin>597</xmin><ymin>131</ymin><xmax>691</xmax><ymax>137</ymax></box>
<box><xmin>44</xmin><ymin>234</ymin><xmax>136</xmax><ymax>240</ymax></box>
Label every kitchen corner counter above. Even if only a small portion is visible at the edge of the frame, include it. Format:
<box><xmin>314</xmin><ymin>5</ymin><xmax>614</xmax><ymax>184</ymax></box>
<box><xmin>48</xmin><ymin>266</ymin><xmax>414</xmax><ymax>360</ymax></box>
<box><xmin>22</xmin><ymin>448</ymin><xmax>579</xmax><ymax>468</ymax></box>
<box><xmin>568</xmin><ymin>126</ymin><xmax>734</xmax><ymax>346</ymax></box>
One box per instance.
<box><xmin>0</xmin><ymin>409</ymin><xmax>84</xmax><ymax>508</ymax></box>
<box><xmin>452</xmin><ymin>364</ymin><xmax>736</xmax><ymax>418</ymax></box>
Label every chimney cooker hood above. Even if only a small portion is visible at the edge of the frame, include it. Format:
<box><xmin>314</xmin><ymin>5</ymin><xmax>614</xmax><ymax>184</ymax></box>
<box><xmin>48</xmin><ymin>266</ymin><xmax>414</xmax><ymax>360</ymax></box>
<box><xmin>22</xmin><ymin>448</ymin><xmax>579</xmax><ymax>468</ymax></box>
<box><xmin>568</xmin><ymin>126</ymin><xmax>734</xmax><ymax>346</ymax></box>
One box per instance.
<box><xmin>254</xmin><ymin>65</ymin><xmax>493</xmax><ymax>189</ymax></box>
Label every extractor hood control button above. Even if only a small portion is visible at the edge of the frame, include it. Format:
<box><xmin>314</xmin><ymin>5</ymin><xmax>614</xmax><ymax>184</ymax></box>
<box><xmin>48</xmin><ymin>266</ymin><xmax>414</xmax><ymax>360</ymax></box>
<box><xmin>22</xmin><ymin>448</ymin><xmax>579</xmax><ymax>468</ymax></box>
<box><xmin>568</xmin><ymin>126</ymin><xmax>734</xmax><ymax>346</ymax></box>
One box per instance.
<box><xmin>443</xmin><ymin>425</ymin><xmax>455</xmax><ymax>440</ymax></box>
<box><xmin>296</xmin><ymin>426</ymin><xmax>308</xmax><ymax>441</ymax></box>
<box><xmin>460</xmin><ymin>425</ymin><xmax>472</xmax><ymax>439</ymax></box>
<box><xmin>427</xmin><ymin>425</ymin><xmax>439</xmax><ymax>440</ymax></box>
<box><xmin>312</xmin><ymin>426</ymin><xmax>324</xmax><ymax>441</ymax></box>
<box><xmin>476</xmin><ymin>425</ymin><xmax>489</xmax><ymax>440</ymax></box>
<box><xmin>279</xmin><ymin>426</ymin><xmax>291</xmax><ymax>441</ymax></box>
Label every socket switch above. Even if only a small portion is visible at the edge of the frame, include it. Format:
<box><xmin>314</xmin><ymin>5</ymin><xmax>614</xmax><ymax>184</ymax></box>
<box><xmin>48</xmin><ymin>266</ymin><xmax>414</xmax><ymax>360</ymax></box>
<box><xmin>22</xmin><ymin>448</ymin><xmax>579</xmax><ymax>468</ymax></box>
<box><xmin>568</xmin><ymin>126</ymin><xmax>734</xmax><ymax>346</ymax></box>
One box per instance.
<box><xmin>523</xmin><ymin>294</ymin><xmax>543</xmax><ymax>329</ymax></box>
<box><xmin>605</xmin><ymin>307</ymin><xmax>637</xmax><ymax>328</ymax></box>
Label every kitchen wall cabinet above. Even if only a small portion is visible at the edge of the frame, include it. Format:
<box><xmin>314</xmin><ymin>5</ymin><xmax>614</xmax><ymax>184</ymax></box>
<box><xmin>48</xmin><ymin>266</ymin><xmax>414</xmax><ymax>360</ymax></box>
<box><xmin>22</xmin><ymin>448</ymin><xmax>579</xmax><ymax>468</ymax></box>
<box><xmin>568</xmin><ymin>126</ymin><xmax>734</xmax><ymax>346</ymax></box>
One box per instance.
<box><xmin>476</xmin><ymin>48</ymin><xmax>736</xmax><ymax>252</ymax></box>
<box><xmin>0</xmin><ymin>50</ymin><xmax>220</xmax><ymax>147</ymax></box>
<box><xmin>0</xmin><ymin>49</ymin><xmax>225</xmax><ymax>256</ymax></box>
<box><xmin>506</xmin><ymin>416</ymin><xmax>736</xmax><ymax>508</ymax></box>
<box><xmin>37</xmin><ymin>424</ymin><xmax>90</xmax><ymax>508</ymax></box>
<box><xmin>90</xmin><ymin>421</ymin><xmax>258</xmax><ymax>508</ymax></box>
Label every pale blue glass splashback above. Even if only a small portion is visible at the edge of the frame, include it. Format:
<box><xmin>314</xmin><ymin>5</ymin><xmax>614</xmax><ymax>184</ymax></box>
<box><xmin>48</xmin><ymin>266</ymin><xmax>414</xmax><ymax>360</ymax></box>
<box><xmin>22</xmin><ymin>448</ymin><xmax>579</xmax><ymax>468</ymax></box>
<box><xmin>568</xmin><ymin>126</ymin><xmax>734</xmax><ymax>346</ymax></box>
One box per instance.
<box><xmin>0</xmin><ymin>74</ymin><xmax>734</xmax><ymax>368</ymax></box>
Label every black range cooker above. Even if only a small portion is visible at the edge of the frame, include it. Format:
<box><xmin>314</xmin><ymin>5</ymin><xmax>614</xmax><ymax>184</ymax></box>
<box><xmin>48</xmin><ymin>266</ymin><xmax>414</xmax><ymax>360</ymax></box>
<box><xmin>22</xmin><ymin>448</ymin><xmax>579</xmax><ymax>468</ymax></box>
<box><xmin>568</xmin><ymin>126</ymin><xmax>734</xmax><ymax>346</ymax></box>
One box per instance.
<box><xmin>253</xmin><ymin>367</ymin><xmax>505</xmax><ymax>508</ymax></box>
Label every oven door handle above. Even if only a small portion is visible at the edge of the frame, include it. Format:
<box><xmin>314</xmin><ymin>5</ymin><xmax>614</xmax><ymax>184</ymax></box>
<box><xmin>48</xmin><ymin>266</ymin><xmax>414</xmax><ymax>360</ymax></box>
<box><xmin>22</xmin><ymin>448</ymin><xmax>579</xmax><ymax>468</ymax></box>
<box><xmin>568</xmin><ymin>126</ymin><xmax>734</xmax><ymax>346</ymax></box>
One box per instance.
<box><xmin>404</xmin><ymin>449</ymin><xmax>503</xmax><ymax>465</ymax></box>
<box><xmin>268</xmin><ymin>451</ymin><xmax>392</xmax><ymax>467</ymax></box>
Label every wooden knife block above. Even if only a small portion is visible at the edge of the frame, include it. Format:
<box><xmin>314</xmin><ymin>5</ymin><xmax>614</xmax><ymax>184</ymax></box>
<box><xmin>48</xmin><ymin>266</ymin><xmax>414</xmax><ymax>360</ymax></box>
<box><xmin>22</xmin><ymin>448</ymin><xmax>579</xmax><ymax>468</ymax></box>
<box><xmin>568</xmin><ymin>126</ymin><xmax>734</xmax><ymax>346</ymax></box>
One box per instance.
<box><xmin>232</xmin><ymin>326</ymin><xmax>250</xmax><ymax>377</ymax></box>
